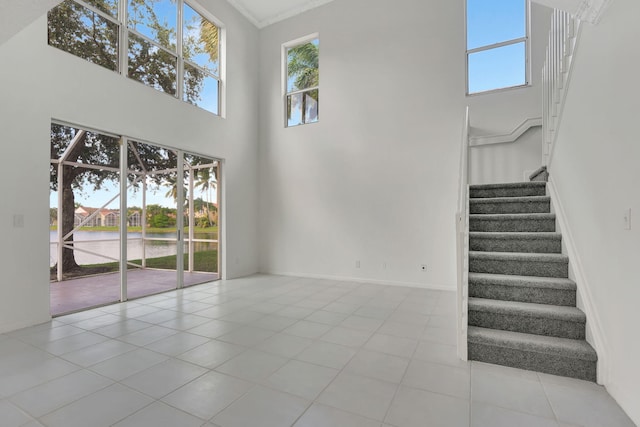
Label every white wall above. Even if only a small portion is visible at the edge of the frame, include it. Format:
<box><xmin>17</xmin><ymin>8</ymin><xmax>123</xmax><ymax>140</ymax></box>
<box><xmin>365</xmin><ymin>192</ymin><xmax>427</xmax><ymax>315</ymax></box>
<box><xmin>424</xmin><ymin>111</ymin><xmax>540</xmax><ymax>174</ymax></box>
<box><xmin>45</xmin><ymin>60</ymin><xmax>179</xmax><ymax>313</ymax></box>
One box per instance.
<box><xmin>257</xmin><ymin>0</ymin><xmax>464</xmax><ymax>288</ymax></box>
<box><xmin>549</xmin><ymin>0</ymin><xmax>640</xmax><ymax>422</ymax></box>
<box><xmin>470</xmin><ymin>127</ymin><xmax>543</xmax><ymax>185</ymax></box>
<box><xmin>0</xmin><ymin>0</ymin><xmax>260</xmax><ymax>333</ymax></box>
<box><xmin>257</xmin><ymin>0</ymin><xmax>549</xmax><ymax>288</ymax></box>
<box><xmin>0</xmin><ymin>0</ymin><xmax>62</xmax><ymax>46</ymax></box>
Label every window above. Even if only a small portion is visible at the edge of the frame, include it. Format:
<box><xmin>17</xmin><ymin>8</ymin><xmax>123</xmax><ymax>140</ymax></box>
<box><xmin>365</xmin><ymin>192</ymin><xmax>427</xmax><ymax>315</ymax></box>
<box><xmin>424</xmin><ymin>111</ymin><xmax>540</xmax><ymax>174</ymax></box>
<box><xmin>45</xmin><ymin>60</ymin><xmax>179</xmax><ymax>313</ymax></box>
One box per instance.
<box><xmin>48</xmin><ymin>0</ymin><xmax>223</xmax><ymax>115</ymax></box>
<box><xmin>284</xmin><ymin>35</ymin><xmax>319</xmax><ymax>127</ymax></box>
<box><xmin>466</xmin><ymin>0</ymin><xmax>529</xmax><ymax>94</ymax></box>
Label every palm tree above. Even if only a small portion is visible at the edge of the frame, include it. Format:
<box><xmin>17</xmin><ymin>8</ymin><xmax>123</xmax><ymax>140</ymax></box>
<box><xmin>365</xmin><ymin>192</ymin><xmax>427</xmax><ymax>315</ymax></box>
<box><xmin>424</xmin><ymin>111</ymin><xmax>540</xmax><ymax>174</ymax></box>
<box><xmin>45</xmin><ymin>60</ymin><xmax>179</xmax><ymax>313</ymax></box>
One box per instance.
<box><xmin>195</xmin><ymin>167</ymin><xmax>217</xmax><ymax>227</ymax></box>
<box><xmin>288</xmin><ymin>41</ymin><xmax>319</xmax><ymax>90</ymax></box>
<box><xmin>287</xmin><ymin>40</ymin><xmax>319</xmax><ymax>123</ymax></box>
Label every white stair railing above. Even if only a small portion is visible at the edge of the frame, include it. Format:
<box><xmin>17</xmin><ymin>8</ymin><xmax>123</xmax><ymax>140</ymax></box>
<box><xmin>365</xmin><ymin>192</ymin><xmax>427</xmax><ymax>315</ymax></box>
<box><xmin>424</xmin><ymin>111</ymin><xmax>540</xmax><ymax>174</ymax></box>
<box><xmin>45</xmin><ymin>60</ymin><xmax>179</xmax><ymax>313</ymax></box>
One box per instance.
<box><xmin>456</xmin><ymin>106</ymin><xmax>470</xmax><ymax>361</ymax></box>
<box><xmin>542</xmin><ymin>9</ymin><xmax>581</xmax><ymax>166</ymax></box>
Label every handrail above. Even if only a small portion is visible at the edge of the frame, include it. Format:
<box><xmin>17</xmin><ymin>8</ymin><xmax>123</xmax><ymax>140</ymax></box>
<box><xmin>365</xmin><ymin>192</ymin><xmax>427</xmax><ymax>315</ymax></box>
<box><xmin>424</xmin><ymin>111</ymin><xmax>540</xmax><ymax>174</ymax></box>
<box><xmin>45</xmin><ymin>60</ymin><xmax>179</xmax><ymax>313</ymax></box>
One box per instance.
<box><xmin>456</xmin><ymin>106</ymin><xmax>470</xmax><ymax>361</ymax></box>
<box><xmin>469</xmin><ymin>117</ymin><xmax>542</xmax><ymax>147</ymax></box>
<box><xmin>542</xmin><ymin>9</ymin><xmax>581</xmax><ymax>167</ymax></box>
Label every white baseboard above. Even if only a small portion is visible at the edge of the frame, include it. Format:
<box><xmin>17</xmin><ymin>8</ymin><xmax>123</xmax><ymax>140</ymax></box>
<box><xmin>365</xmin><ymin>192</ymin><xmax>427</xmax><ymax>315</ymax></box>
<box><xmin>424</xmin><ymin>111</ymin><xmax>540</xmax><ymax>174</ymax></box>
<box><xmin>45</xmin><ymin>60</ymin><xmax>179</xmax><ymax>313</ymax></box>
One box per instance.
<box><xmin>260</xmin><ymin>270</ymin><xmax>455</xmax><ymax>292</ymax></box>
<box><xmin>547</xmin><ymin>177</ymin><xmax>609</xmax><ymax>385</ymax></box>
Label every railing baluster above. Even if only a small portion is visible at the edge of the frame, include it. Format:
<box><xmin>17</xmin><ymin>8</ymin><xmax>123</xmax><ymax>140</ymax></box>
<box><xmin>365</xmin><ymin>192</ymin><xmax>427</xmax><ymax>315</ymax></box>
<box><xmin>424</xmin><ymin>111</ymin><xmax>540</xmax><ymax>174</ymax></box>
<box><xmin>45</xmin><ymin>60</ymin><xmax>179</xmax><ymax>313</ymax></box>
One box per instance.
<box><xmin>543</xmin><ymin>9</ymin><xmax>580</xmax><ymax>166</ymax></box>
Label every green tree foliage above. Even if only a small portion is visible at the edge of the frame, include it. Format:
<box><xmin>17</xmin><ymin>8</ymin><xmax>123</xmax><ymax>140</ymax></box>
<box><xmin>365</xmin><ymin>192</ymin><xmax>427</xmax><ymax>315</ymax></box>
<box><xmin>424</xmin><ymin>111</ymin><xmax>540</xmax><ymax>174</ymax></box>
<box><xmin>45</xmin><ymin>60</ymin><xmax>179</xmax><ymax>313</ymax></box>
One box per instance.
<box><xmin>287</xmin><ymin>41</ymin><xmax>319</xmax><ymax>91</ymax></box>
<box><xmin>50</xmin><ymin>125</ymin><xmax>178</xmax><ymax>273</ymax></box>
<box><xmin>48</xmin><ymin>0</ymin><xmax>220</xmax><ymax>100</ymax></box>
<box><xmin>50</xmin><ymin>125</ymin><xmax>120</xmax><ymax>272</ymax></box>
<box><xmin>47</xmin><ymin>1</ymin><xmax>221</xmax><ymax>273</ymax></box>
<box><xmin>287</xmin><ymin>40</ymin><xmax>319</xmax><ymax>124</ymax></box>
<box><xmin>127</xmin><ymin>0</ymin><xmax>178</xmax><ymax>94</ymax></box>
<box><xmin>150</xmin><ymin>213</ymin><xmax>170</xmax><ymax>228</ymax></box>
<box><xmin>50</xmin><ymin>208</ymin><xmax>58</xmax><ymax>225</ymax></box>
<box><xmin>47</xmin><ymin>0</ymin><xmax>119</xmax><ymax>71</ymax></box>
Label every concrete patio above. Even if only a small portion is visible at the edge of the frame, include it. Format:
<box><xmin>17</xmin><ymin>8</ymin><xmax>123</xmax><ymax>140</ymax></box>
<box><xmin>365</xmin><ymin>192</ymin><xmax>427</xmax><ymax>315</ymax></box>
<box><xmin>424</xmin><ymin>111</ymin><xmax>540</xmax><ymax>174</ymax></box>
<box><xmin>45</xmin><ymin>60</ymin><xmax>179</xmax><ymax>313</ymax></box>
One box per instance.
<box><xmin>50</xmin><ymin>269</ymin><xmax>218</xmax><ymax>316</ymax></box>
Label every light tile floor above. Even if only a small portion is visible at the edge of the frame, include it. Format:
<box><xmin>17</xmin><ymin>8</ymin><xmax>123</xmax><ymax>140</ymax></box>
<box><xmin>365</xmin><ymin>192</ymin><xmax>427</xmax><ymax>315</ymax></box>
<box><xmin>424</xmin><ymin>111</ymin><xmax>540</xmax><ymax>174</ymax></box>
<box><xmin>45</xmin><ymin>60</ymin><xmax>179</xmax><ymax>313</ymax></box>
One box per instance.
<box><xmin>0</xmin><ymin>275</ymin><xmax>635</xmax><ymax>427</ymax></box>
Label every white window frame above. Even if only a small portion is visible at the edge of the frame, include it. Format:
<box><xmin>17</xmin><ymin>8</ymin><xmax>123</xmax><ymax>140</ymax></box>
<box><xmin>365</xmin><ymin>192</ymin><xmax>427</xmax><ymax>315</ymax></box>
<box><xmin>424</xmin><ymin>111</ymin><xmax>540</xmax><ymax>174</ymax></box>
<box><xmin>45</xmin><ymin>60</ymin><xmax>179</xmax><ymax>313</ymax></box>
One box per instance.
<box><xmin>51</xmin><ymin>0</ymin><xmax>226</xmax><ymax>116</ymax></box>
<box><xmin>465</xmin><ymin>0</ymin><xmax>531</xmax><ymax>96</ymax></box>
<box><xmin>283</xmin><ymin>33</ymin><xmax>319</xmax><ymax>128</ymax></box>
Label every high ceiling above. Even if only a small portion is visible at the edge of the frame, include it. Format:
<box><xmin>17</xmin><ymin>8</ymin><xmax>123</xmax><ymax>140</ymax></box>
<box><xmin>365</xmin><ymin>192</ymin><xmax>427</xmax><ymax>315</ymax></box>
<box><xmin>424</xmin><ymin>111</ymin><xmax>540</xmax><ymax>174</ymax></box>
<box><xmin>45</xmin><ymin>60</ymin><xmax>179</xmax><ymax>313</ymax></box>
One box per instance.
<box><xmin>226</xmin><ymin>0</ymin><xmax>336</xmax><ymax>28</ymax></box>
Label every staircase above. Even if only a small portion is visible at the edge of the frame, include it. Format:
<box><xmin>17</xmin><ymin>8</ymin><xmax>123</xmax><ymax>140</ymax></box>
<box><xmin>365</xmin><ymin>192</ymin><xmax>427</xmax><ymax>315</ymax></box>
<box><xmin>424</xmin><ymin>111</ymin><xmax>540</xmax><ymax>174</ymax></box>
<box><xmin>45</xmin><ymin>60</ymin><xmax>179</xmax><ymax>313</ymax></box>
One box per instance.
<box><xmin>466</xmin><ymin>181</ymin><xmax>597</xmax><ymax>381</ymax></box>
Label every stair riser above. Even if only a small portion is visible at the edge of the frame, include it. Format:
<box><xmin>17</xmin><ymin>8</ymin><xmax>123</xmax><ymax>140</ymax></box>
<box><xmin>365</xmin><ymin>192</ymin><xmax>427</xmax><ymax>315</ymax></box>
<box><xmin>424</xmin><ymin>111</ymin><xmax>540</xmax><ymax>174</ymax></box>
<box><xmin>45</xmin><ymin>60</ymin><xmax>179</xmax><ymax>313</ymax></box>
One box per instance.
<box><xmin>468</xmin><ymin>343</ymin><xmax>596</xmax><ymax>382</ymax></box>
<box><xmin>470</xmin><ymin>218</ymin><xmax>556</xmax><ymax>232</ymax></box>
<box><xmin>468</xmin><ymin>311</ymin><xmax>585</xmax><ymax>339</ymax></box>
<box><xmin>470</xmin><ymin>200</ymin><xmax>550</xmax><ymax>215</ymax></box>
<box><xmin>469</xmin><ymin>258</ymin><xmax>568</xmax><ymax>278</ymax></box>
<box><xmin>470</xmin><ymin>237</ymin><xmax>561</xmax><ymax>254</ymax></box>
<box><xmin>470</xmin><ymin>187</ymin><xmax>546</xmax><ymax>198</ymax></box>
<box><xmin>469</xmin><ymin>283</ymin><xmax>576</xmax><ymax>306</ymax></box>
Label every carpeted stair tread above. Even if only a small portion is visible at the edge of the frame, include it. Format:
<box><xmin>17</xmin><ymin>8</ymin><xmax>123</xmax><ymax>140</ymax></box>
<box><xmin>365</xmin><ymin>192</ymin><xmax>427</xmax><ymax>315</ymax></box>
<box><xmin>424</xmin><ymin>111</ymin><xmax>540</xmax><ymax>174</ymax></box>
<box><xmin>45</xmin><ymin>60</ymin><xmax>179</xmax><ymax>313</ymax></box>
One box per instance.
<box><xmin>470</xmin><ymin>213</ymin><xmax>556</xmax><ymax>233</ymax></box>
<box><xmin>469</xmin><ymin>273</ymin><xmax>576</xmax><ymax>306</ymax></box>
<box><xmin>470</xmin><ymin>232</ymin><xmax>561</xmax><ymax>253</ymax></box>
<box><xmin>470</xmin><ymin>232</ymin><xmax>561</xmax><ymax>240</ymax></box>
<box><xmin>469</xmin><ymin>272</ymin><xmax>575</xmax><ymax>290</ymax></box>
<box><xmin>470</xmin><ymin>213</ymin><xmax>556</xmax><ymax>221</ymax></box>
<box><xmin>470</xmin><ymin>182</ymin><xmax>547</xmax><ymax>198</ymax></box>
<box><xmin>466</xmin><ymin>180</ymin><xmax>597</xmax><ymax>380</ymax></box>
<box><xmin>469</xmin><ymin>251</ymin><xmax>569</xmax><ymax>278</ymax></box>
<box><xmin>470</xmin><ymin>196</ymin><xmax>551</xmax><ymax>214</ymax></box>
<box><xmin>468</xmin><ymin>326</ymin><xmax>597</xmax><ymax>361</ymax></box>
<box><xmin>471</xmin><ymin>196</ymin><xmax>550</xmax><ymax>204</ymax></box>
<box><xmin>469</xmin><ymin>297</ymin><xmax>585</xmax><ymax>322</ymax></box>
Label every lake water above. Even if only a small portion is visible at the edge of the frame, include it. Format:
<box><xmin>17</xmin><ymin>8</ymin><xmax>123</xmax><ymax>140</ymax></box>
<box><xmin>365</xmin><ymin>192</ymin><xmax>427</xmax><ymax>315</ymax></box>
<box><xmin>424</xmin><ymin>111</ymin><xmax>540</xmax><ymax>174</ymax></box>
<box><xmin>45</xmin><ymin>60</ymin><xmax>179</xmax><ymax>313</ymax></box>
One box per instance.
<box><xmin>49</xmin><ymin>231</ymin><xmax>215</xmax><ymax>267</ymax></box>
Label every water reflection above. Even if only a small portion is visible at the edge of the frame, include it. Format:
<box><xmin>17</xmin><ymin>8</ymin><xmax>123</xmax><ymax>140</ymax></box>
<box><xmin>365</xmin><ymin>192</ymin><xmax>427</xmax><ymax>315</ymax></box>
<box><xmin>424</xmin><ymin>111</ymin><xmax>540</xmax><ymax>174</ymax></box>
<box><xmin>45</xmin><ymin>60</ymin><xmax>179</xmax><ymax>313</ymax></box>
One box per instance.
<box><xmin>49</xmin><ymin>231</ymin><xmax>216</xmax><ymax>267</ymax></box>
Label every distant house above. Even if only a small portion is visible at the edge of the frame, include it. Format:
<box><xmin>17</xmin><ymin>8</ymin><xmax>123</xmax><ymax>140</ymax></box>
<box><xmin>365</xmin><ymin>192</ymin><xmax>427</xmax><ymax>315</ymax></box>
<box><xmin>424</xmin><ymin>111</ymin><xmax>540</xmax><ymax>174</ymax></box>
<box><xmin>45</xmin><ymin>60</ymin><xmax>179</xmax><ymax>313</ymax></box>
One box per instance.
<box><xmin>128</xmin><ymin>211</ymin><xmax>141</xmax><ymax>227</ymax></box>
<box><xmin>74</xmin><ymin>207</ymin><xmax>116</xmax><ymax>227</ymax></box>
<box><xmin>74</xmin><ymin>207</ymin><xmax>141</xmax><ymax>227</ymax></box>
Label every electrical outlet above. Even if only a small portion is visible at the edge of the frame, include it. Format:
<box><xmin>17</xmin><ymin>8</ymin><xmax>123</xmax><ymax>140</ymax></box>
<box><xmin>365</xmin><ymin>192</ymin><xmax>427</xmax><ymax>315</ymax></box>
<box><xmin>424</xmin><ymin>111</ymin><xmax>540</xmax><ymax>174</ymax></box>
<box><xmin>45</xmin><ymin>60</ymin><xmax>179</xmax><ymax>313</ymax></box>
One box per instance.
<box><xmin>382</xmin><ymin>262</ymin><xmax>387</xmax><ymax>270</ymax></box>
<box><xmin>420</xmin><ymin>264</ymin><xmax>427</xmax><ymax>271</ymax></box>
<box><xmin>355</xmin><ymin>260</ymin><xmax>361</xmax><ymax>268</ymax></box>
<box><xmin>624</xmin><ymin>208</ymin><xmax>632</xmax><ymax>230</ymax></box>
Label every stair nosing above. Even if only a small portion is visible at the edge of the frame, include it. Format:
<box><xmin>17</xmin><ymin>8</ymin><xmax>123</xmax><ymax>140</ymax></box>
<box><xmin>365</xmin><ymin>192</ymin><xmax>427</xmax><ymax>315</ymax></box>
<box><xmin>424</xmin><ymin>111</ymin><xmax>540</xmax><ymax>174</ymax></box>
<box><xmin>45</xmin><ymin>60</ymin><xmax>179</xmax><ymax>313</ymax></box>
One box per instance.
<box><xmin>468</xmin><ymin>297</ymin><xmax>585</xmax><ymax>322</ymax></box>
<box><xmin>468</xmin><ymin>272</ymin><xmax>576</xmax><ymax>290</ymax></box>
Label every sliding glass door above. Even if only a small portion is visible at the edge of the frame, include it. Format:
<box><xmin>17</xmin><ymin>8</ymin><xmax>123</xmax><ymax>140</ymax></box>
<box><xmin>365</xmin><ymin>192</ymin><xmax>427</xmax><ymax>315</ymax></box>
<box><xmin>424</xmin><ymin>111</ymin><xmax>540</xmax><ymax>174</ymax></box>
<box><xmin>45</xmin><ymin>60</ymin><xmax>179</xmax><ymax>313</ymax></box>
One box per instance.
<box><xmin>125</xmin><ymin>140</ymin><xmax>180</xmax><ymax>300</ymax></box>
<box><xmin>50</xmin><ymin>123</ymin><xmax>221</xmax><ymax>315</ymax></box>
<box><xmin>184</xmin><ymin>154</ymin><xmax>220</xmax><ymax>288</ymax></box>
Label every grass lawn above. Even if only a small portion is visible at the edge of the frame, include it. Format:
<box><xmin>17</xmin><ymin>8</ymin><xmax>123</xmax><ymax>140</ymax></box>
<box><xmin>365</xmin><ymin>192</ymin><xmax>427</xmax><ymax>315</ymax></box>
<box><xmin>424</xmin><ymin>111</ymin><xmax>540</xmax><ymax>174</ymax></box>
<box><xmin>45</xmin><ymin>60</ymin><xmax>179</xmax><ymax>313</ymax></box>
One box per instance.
<box><xmin>51</xmin><ymin>250</ymin><xmax>218</xmax><ymax>280</ymax></box>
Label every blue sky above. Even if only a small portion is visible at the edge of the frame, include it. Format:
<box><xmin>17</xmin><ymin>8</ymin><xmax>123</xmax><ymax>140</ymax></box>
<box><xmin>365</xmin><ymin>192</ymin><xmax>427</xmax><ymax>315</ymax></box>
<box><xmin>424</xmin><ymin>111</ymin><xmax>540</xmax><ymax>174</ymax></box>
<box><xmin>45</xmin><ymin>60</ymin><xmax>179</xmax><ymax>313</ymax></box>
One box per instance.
<box><xmin>50</xmin><ymin>178</ymin><xmax>217</xmax><ymax>209</ymax></box>
<box><xmin>467</xmin><ymin>0</ymin><xmax>526</xmax><ymax>93</ymax></box>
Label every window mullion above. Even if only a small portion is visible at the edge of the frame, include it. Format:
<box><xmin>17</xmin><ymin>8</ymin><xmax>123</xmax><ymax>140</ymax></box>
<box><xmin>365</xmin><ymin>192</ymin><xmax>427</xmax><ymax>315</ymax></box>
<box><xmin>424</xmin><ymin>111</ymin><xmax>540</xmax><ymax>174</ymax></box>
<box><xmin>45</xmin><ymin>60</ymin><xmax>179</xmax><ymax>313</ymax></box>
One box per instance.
<box><xmin>177</xmin><ymin>0</ymin><xmax>184</xmax><ymax>101</ymax></box>
<box><xmin>287</xmin><ymin>86</ymin><xmax>319</xmax><ymax>97</ymax></box>
<box><xmin>74</xmin><ymin>0</ymin><xmax>119</xmax><ymax>24</ymax></box>
<box><xmin>119</xmin><ymin>0</ymin><xmax>127</xmax><ymax>76</ymax></box>
<box><xmin>466</xmin><ymin>37</ymin><xmax>527</xmax><ymax>55</ymax></box>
